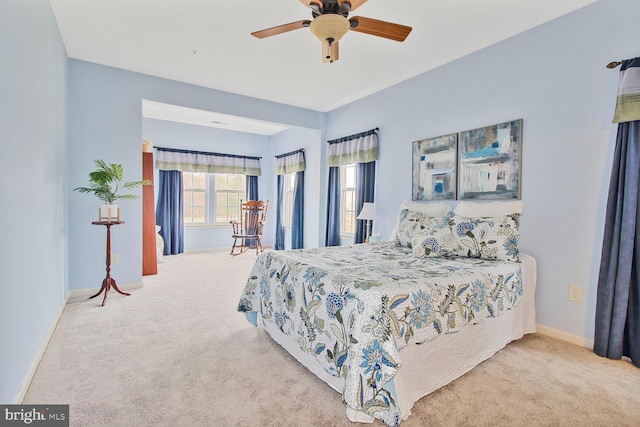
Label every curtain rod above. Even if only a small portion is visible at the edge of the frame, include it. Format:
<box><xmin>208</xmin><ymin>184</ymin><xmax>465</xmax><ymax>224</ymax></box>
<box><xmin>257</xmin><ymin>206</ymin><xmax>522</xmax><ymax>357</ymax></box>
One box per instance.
<box><xmin>327</xmin><ymin>127</ymin><xmax>379</xmax><ymax>144</ymax></box>
<box><xmin>275</xmin><ymin>148</ymin><xmax>304</xmax><ymax>159</ymax></box>
<box><xmin>153</xmin><ymin>146</ymin><xmax>262</xmax><ymax>160</ymax></box>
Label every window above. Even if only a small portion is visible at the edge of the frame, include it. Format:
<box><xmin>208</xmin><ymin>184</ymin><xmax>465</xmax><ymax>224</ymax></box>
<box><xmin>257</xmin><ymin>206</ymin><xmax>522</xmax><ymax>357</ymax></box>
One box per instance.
<box><xmin>182</xmin><ymin>172</ymin><xmax>246</xmax><ymax>226</ymax></box>
<box><xmin>284</xmin><ymin>173</ymin><xmax>296</xmax><ymax>227</ymax></box>
<box><xmin>183</xmin><ymin>172</ymin><xmax>207</xmax><ymax>224</ymax></box>
<box><xmin>340</xmin><ymin>164</ymin><xmax>357</xmax><ymax>235</ymax></box>
<box><xmin>215</xmin><ymin>174</ymin><xmax>245</xmax><ymax>224</ymax></box>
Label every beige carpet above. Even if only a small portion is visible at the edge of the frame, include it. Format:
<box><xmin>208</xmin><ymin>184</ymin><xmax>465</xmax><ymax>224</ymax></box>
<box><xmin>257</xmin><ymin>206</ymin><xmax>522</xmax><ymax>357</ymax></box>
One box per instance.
<box><xmin>24</xmin><ymin>250</ymin><xmax>640</xmax><ymax>426</ymax></box>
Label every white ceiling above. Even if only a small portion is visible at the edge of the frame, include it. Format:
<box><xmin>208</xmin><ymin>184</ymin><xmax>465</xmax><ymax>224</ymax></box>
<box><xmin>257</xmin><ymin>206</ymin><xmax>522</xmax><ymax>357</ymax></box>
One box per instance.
<box><xmin>50</xmin><ymin>0</ymin><xmax>597</xmax><ymax>132</ymax></box>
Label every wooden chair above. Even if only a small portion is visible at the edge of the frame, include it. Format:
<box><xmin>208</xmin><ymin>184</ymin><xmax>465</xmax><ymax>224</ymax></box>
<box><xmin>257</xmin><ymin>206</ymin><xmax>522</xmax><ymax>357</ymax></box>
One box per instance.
<box><xmin>230</xmin><ymin>199</ymin><xmax>269</xmax><ymax>255</ymax></box>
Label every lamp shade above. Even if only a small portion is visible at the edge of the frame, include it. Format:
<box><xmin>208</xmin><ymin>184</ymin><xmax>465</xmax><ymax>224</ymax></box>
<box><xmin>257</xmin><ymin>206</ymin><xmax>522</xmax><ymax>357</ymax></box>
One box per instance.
<box><xmin>357</xmin><ymin>202</ymin><xmax>378</xmax><ymax>220</ymax></box>
<box><xmin>309</xmin><ymin>14</ymin><xmax>350</xmax><ymax>43</ymax></box>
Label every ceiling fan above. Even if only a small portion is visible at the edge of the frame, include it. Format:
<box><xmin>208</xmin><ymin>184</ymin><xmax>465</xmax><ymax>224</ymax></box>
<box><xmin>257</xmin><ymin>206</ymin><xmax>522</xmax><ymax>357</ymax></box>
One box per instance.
<box><xmin>251</xmin><ymin>0</ymin><xmax>412</xmax><ymax>63</ymax></box>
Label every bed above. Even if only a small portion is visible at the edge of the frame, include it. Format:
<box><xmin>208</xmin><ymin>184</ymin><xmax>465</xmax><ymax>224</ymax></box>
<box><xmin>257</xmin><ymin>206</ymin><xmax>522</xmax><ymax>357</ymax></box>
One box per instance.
<box><xmin>237</xmin><ymin>201</ymin><xmax>536</xmax><ymax>427</ymax></box>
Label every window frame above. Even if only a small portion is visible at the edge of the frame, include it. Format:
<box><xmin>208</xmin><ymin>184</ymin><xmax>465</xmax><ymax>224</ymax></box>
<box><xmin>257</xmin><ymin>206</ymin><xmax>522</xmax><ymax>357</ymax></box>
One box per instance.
<box><xmin>182</xmin><ymin>171</ymin><xmax>208</xmax><ymax>225</ymax></box>
<box><xmin>340</xmin><ymin>163</ymin><xmax>357</xmax><ymax>237</ymax></box>
<box><xmin>182</xmin><ymin>172</ymin><xmax>246</xmax><ymax>228</ymax></box>
<box><xmin>283</xmin><ymin>173</ymin><xmax>296</xmax><ymax>228</ymax></box>
<box><xmin>213</xmin><ymin>173</ymin><xmax>246</xmax><ymax>226</ymax></box>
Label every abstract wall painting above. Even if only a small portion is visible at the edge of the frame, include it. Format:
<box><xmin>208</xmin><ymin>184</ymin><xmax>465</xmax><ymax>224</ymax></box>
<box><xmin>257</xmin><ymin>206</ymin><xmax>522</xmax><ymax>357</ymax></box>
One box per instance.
<box><xmin>412</xmin><ymin>133</ymin><xmax>457</xmax><ymax>201</ymax></box>
<box><xmin>458</xmin><ymin>119</ymin><xmax>522</xmax><ymax>200</ymax></box>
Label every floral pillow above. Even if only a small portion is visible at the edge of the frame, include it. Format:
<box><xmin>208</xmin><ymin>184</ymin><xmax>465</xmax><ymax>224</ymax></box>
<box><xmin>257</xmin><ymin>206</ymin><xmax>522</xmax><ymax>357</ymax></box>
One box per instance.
<box><xmin>394</xmin><ymin>209</ymin><xmax>450</xmax><ymax>248</ymax></box>
<box><xmin>413</xmin><ymin>213</ymin><xmax>521</xmax><ymax>262</ymax></box>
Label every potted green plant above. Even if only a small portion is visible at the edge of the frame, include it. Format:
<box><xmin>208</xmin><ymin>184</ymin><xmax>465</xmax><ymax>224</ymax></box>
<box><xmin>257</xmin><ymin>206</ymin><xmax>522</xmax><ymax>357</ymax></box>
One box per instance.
<box><xmin>74</xmin><ymin>159</ymin><xmax>151</xmax><ymax>221</ymax></box>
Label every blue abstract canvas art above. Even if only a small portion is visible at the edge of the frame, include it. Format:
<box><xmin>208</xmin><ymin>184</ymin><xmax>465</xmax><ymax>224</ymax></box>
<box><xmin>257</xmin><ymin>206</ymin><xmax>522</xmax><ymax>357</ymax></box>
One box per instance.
<box><xmin>412</xmin><ymin>133</ymin><xmax>457</xmax><ymax>201</ymax></box>
<box><xmin>458</xmin><ymin>119</ymin><xmax>522</xmax><ymax>199</ymax></box>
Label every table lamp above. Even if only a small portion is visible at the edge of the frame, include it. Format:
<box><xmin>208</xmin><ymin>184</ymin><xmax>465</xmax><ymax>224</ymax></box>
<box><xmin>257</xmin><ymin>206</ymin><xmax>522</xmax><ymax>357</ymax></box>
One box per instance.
<box><xmin>357</xmin><ymin>202</ymin><xmax>378</xmax><ymax>244</ymax></box>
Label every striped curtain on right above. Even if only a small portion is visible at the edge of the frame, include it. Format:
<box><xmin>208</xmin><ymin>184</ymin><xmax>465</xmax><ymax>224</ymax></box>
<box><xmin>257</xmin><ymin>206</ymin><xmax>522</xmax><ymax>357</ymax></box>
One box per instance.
<box><xmin>594</xmin><ymin>57</ymin><xmax>640</xmax><ymax>368</ymax></box>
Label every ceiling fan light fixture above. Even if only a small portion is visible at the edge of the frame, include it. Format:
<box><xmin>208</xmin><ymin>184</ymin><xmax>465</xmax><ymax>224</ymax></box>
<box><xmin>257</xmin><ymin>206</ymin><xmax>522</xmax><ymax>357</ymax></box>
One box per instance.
<box><xmin>309</xmin><ymin>14</ymin><xmax>350</xmax><ymax>44</ymax></box>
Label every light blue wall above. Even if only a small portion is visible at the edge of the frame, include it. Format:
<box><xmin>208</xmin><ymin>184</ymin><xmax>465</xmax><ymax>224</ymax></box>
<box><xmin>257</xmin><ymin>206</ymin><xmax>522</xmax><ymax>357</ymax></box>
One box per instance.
<box><xmin>143</xmin><ymin>118</ymin><xmax>273</xmax><ymax>251</ymax></box>
<box><xmin>68</xmin><ymin>60</ymin><xmax>325</xmax><ymax>291</ymax></box>
<box><xmin>0</xmin><ymin>0</ymin><xmax>68</xmax><ymax>403</ymax></box>
<box><xmin>271</xmin><ymin>127</ymin><xmax>324</xmax><ymax>249</ymax></box>
<box><xmin>326</xmin><ymin>0</ymin><xmax>640</xmax><ymax>341</ymax></box>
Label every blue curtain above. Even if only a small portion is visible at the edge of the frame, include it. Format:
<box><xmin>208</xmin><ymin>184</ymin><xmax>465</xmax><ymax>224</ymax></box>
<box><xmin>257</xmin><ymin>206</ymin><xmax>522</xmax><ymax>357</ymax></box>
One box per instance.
<box><xmin>292</xmin><ymin>171</ymin><xmax>304</xmax><ymax>249</ymax></box>
<box><xmin>594</xmin><ymin>120</ymin><xmax>640</xmax><ymax>367</ymax></box>
<box><xmin>274</xmin><ymin>174</ymin><xmax>285</xmax><ymax>250</ymax></box>
<box><xmin>354</xmin><ymin>161</ymin><xmax>376</xmax><ymax>244</ymax></box>
<box><xmin>244</xmin><ymin>175</ymin><xmax>259</xmax><ymax>247</ymax></box>
<box><xmin>246</xmin><ymin>176</ymin><xmax>258</xmax><ymax>201</ymax></box>
<box><xmin>155</xmin><ymin>170</ymin><xmax>184</xmax><ymax>255</ymax></box>
<box><xmin>325</xmin><ymin>166</ymin><xmax>341</xmax><ymax>246</ymax></box>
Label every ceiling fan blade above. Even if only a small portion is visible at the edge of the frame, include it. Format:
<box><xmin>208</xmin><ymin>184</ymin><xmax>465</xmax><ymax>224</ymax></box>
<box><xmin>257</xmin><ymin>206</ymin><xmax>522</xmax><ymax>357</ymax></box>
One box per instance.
<box><xmin>339</xmin><ymin>0</ymin><xmax>367</xmax><ymax>12</ymax></box>
<box><xmin>251</xmin><ymin>20</ymin><xmax>311</xmax><ymax>39</ymax></box>
<box><xmin>349</xmin><ymin>16</ymin><xmax>412</xmax><ymax>42</ymax></box>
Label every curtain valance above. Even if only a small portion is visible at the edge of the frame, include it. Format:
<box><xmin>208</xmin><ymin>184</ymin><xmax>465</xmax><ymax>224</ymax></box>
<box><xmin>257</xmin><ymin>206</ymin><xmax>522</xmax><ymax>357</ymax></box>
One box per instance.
<box><xmin>613</xmin><ymin>57</ymin><xmax>640</xmax><ymax>123</ymax></box>
<box><xmin>327</xmin><ymin>128</ymin><xmax>378</xmax><ymax>166</ymax></box>
<box><xmin>155</xmin><ymin>146</ymin><xmax>261</xmax><ymax>176</ymax></box>
<box><xmin>275</xmin><ymin>149</ymin><xmax>305</xmax><ymax>175</ymax></box>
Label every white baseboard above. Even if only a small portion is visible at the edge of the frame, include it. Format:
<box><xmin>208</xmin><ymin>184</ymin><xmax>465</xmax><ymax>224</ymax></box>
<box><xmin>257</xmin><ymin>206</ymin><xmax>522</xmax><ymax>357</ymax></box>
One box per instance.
<box><xmin>536</xmin><ymin>323</ymin><xmax>594</xmax><ymax>349</ymax></box>
<box><xmin>68</xmin><ymin>282</ymin><xmax>144</xmax><ymax>299</ymax></box>
<box><xmin>14</xmin><ymin>296</ymin><xmax>69</xmax><ymax>404</ymax></box>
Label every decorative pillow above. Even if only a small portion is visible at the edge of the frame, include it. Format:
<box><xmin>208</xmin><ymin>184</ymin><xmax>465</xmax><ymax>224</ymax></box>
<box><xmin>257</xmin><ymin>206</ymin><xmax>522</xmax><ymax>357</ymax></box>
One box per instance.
<box><xmin>389</xmin><ymin>201</ymin><xmax>452</xmax><ymax>241</ymax></box>
<box><xmin>394</xmin><ymin>209</ymin><xmax>450</xmax><ymax>248</ymax></box>
<box><xmin>412</xmin><ymin>213</ymin><xmax>521</xmax><ymax>262</ymax></box>
<box><xmin>448</xmin><ymin>213</ymin><xmax>521</xmax><ymax>262</ymax></box>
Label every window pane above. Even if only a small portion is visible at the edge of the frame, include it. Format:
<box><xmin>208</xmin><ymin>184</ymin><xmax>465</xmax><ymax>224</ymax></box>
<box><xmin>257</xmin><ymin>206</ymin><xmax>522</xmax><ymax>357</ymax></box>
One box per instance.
<box><xmin>193</xmin><ymin>191</ymin><xmax>206</xmax><ymax>206</ymax></box>
<box><xmin>220</xmin><ymin>206</ymin><xmax>238</xmax><ymax>224</ymax></box>
<box><xmin>340</xmin><ymin>164</ymin><xmax>357</xmax><ymax>235</ymax></box>
<box><xmin>216</xmin><ymin>191</ymin><xmax>227</xmax><ymax>207</ymax></box>
<box><xmin>214</xmin><ymin>173</ymin><xmax>246</xmax><ymax>224</ymax></box>
<box><xmin>228</xmin><ymin>174</ymin><xmax>243</xmax><ymax>190</ymax></box>
<box><xmin>216</xmin><ymin>206</ymin><xmax>228</xmax><ymax>224</ymax></box>
<box><xmin>183</xmin><ymin>172</ymin><xmax>208</xmax><ymax>224</ymax></box>
<box><xmin>228</xmin><ymin>192</ymin><xmax>241</xmax><ymax>207</ymax></box>
<box><xmin>193</xmin><ymin>207</ymin><xmax>206</xmax><ymax>223</ymax></box>
<box><xmin>192</xmin><ymin>172</ymin><xmax>206</xmax><ymax>188</ymax></box>
<box><xmin>183</xmin><ymin>172</ymin><xmax>193</xmax><ymax>188</ymax></box>
<box><xmin>184</xmin><ymin>206</ymin><xmax>193</xmax><ymax>222</ymax></box>
<box><xmin>345</xmin><ymin>164</ymin><xmax>356</xmax><ymax>187</ymax></box>
<box><xmin>184</xmin><ymin>192</ymin><xmax>193</xmax><ymax>205</ymax></box>
<box><xmin>343</xmin><ymin>212</ymin><xmax>353</xmax><ymax>233</ymax></box>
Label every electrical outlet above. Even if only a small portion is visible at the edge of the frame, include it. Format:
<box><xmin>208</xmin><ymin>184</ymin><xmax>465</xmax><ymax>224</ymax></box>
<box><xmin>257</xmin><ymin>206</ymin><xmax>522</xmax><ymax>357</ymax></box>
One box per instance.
<box><xmin>111</xmin><ymin>252</ymin><xmax>119</xmax><ymax>264</ymax></box>
<box><xmin>569</xmin><ymin>284</ymin><xmax>582</xmax><ymax>302</ymax></box>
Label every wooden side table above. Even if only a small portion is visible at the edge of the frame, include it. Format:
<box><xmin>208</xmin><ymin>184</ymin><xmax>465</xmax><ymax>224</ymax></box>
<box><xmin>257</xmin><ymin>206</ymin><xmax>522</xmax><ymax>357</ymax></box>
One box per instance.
<box><xmin>91</xmin><ymin>221</ymin><xmax>130</xmax><ymax>306</ymax></box>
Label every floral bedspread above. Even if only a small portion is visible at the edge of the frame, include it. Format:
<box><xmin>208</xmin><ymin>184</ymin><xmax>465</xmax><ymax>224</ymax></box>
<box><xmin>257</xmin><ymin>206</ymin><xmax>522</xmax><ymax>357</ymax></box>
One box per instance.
<box><xmin>237</xmin><ymin>242</ymin><xmax>522</xmax><ymax>427</ymax></box>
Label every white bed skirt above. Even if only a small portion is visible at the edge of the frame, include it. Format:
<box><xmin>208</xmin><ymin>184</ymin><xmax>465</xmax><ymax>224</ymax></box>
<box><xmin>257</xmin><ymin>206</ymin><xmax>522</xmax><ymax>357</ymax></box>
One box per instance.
<box><xmin>260</xmin><ymin>253</ymin><xmax>537</xmax><ymax>423</ymax></box>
